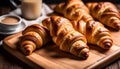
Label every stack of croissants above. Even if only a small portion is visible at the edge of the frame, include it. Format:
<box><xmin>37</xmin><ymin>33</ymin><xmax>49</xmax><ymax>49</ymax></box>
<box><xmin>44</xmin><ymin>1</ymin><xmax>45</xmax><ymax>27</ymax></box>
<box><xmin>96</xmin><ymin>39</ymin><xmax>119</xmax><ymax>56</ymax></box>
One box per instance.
<box><xmin>18</xmin><ymin>0</ymin><xmax>120</xmax><ymax>59</ymax></box>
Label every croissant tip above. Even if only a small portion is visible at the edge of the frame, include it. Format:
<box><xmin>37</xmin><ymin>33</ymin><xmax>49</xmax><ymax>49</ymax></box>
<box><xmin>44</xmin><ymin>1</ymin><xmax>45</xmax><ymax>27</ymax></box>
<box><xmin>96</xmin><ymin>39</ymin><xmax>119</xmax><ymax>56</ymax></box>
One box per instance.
<box><xmin>81</xmin><ymin>52</ymin><xmax>89</xmax><ymax>59</ymax></box>
<box><xmin>104</xmin><ymin>42</ymin><xmax>112</xmax><ymax>49</ymax></box>
<box><xmin>24</xmin><ymin>45</ymin><xmax>33</xmax><ymax>55</ymax></box>
<box><xmin>25</xmin><ymin>48</ymin><xmax>32</xmax><ymax>55</ymax></box>
<box><xmin>79</xmin><ymin>48</ymin><xmax>89</xmax><ymax>59</ymax></box>
<box><xmin>113</xmin><ymin>23</ymin><xmax>120</xmax><ymax>31</ymax></box>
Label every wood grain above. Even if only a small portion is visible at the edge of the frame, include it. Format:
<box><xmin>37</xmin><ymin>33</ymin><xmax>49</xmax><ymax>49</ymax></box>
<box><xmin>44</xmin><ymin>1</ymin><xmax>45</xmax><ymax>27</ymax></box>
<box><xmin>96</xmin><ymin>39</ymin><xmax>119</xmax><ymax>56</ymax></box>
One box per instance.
<box><xmin>2</xmin><ymin>31</ymin><xmax>120</xmax><ymax>69</ymax></box>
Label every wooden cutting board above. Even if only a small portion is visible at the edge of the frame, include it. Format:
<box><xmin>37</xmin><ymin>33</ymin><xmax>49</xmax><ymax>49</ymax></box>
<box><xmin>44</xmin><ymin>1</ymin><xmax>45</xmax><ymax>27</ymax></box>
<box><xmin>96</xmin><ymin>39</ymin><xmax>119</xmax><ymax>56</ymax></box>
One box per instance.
<box><xmin>2</xmin><ymin>31</ymin><xmax>120</xmax><ymax>69</ymax></box>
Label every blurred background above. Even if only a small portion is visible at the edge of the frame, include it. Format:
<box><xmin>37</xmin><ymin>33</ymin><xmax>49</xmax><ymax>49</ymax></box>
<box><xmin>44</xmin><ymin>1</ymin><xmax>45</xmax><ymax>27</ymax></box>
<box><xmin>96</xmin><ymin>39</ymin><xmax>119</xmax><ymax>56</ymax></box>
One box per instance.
<box><xmin>0</xmin><ymin>0</ymin><xmax>119</xmax><ymax>15</ymax></box>
<box><xmin>43</xmin><ymin>0</ymin><xmax>120</xmax><ymax>4</ymax></box>
<box><xmin>0</xmin><ymin>0</ymin><xmax>120</xmax><ymax>6</ymax></box>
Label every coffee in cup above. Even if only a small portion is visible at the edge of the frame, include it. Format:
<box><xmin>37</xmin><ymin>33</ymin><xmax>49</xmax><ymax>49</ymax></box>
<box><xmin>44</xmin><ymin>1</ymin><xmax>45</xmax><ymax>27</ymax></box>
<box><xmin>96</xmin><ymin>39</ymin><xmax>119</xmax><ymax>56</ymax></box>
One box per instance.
<box><xmin>1</xmin><ymin>16</ymin><xmax>19</xmax><ymax>24</ymax></box>
<box><xmin>0</xmin><ymin>15</ymin><xmax>22</xmax><ymax>32</ymax></box>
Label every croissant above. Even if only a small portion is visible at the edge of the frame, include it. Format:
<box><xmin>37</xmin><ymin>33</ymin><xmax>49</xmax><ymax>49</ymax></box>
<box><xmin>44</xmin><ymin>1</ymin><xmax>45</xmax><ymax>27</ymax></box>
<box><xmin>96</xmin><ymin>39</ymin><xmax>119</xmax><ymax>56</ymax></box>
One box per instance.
<box><xmin>54</xmin><ymin>0</ymin><xmax>113</xmax><ymax>49</ymax></box>
<box><xmin>19</xmin><ymin>24</ymin><xmax>51</xmax><ymax>55</ymax></box>
<box><xmin>42</xmin><ymin>16</ymin><xmax>89</xmax><ymax>59</ymax></box>
<box><xmin>86</xmin><ymin>2</ymin><xmax>120</xmax><ymax>30</ymax></box>
<box><xmin>54</xmin><ymin>0</ymin><xmax>93</xmax><ymax>22</ymax></box>
<box><xmin>71</xmin><ymin>20</ymin><xmax>113</xmax><ymax>49</ymax></box>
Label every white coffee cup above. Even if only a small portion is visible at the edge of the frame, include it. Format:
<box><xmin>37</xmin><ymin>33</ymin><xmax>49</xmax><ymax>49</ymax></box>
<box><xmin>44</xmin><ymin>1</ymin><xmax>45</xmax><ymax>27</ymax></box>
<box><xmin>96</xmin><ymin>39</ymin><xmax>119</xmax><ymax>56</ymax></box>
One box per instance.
<box><xmin>0</xmin><ymin>15</ymin><xmax>22</xmax><ymax>32</ymax></box>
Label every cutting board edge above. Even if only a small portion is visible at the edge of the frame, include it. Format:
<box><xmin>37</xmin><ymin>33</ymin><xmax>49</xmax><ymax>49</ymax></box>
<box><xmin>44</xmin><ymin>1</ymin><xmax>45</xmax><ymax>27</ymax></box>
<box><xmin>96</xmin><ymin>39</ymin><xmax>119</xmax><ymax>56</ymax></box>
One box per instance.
<box><xmin>87</xmin><ymin>49</ymin><xmax>120</xmax><ymax>69</ymax></box>
<box><xmin>3</xmin><ymin>41</ymin><xmax>120</xmax><ymax>69</ymax></box>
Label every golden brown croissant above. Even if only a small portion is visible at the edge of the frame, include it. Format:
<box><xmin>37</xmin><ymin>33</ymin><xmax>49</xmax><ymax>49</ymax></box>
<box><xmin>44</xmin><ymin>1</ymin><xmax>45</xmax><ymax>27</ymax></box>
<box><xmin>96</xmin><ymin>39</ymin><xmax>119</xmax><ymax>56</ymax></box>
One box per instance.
<box><xmin>86</xmin><ymin>2</ymin><xmax>120</xmax><ymax>30</ymax></box>
<box><xmin>42</xmin><ymin>16</ymin><xmax>89</xmax><ymax>59</ymax></box>
<box><xmin>71</xmin><ymin>20</ymin><xmax>113</xmax><ymax>49</ymax></box>
<box><xmin>19</xmin><ymin>24</ymin><xmax>51</xmax><ymax>55</ymax></box>
<box><xmin>54</xmin><ymin>0</ymin><xmax>113</xmax><ymax>49</ymax></box>
<box><xmin>54</xmin><ymin>0</ymin><xmax>93</xmax><ymax>22</ymax></box>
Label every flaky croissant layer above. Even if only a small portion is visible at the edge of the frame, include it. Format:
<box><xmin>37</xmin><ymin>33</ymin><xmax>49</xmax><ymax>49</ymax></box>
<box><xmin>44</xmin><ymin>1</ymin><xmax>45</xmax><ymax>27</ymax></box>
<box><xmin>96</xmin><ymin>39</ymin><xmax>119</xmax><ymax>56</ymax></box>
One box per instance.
<box><xmin>86</xmin><ymin>2</ymin><xmax>120</xmax><ymax>30</ymax></box>
<box><xmin>42</xmin><ymin>16</ymin><xmax>89</xmax><ymax>59</ymax></box>
<box><xmin>54</xmin><ymin>0</ymin><xmax>93</xmax><ymax>22</ymax></box>
<box><xmin>72</xmin><ymin>20</ymin><xmax>113</xmax><ymax>49</ymax></box>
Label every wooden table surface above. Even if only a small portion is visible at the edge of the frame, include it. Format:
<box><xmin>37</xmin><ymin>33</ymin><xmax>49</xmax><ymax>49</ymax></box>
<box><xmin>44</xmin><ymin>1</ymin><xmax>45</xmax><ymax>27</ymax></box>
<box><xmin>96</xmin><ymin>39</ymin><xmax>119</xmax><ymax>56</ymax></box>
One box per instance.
<box><xmin>1</xmin><ymin>32</ymin><xmax>120</xmax><ymax>69</ymax></box>
<box><xmin>0</xmin><ymin>1</ymin><xmax>120</xmax><ymax>69</ymax></box>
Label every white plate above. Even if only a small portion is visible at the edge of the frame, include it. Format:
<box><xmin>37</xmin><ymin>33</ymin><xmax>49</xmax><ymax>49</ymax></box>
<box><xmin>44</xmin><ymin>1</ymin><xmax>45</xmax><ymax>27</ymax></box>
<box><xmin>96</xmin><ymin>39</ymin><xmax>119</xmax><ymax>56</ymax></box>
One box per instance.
<box><xmin>0</xmin><ymin>22</ymin><xmax>26</xmax><ymax>35</ymax></box>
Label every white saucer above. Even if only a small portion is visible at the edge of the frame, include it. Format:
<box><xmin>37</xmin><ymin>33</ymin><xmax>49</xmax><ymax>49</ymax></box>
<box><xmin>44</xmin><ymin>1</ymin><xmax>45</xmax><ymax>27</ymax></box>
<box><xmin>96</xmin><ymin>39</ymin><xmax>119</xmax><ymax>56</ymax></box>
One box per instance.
<box><xmin>0</xmin><ymin>22</ymin><xmax>26</xmax><ymax>35</ymax></box>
